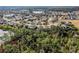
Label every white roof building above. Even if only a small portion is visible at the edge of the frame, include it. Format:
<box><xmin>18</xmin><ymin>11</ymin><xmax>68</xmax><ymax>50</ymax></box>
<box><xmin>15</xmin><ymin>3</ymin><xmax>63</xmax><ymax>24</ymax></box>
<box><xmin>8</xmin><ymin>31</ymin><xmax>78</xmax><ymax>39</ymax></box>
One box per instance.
<box><xmin>3</xmin><ymin>14</ymin><xmax>15</xmax><ymax>17</ymax></box>
<box><xmin>0</xmin><ymin>29</ymin><xmax>14</xmax><ymax>45</ymax></box>
<box><xmin>32</xmin><ymin>11</ymin><xmax>44</xmax><ymax>14</ymax></box>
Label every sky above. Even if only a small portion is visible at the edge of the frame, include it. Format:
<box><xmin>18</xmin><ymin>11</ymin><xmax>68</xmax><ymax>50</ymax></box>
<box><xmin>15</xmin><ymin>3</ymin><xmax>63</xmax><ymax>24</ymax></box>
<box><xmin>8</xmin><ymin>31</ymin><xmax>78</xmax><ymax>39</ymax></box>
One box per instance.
<box><xmin>0</xmin><ymin>0</ymin><xmax>79</xmax><ymax>6</ymax></box>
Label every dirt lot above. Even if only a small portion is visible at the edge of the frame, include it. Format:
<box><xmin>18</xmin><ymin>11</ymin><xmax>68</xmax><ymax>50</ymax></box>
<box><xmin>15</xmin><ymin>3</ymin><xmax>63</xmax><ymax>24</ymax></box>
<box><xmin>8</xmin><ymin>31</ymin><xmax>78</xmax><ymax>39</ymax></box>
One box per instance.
<box><xmin>62</xmin><ymin>20</ymin><xmax>79</xmax><ymax>28</ymax></box>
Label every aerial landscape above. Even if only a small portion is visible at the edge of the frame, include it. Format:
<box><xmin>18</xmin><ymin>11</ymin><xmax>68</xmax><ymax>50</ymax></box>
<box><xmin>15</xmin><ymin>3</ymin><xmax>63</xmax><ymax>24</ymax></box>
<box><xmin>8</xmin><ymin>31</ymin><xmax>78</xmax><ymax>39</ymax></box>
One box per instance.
<box><xmin>0</xmin><ymin>6</ymin><xmax>79</xmax><ymax>53</ymax></box>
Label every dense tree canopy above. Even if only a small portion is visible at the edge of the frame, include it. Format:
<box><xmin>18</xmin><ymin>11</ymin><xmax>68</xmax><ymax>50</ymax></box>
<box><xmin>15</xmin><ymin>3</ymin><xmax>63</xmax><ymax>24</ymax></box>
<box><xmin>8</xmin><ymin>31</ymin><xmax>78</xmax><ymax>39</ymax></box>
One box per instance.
<box><xmin>0</xmin><ymin>22</ymin><xmax>79</xmax><ymax>53</ymax></box>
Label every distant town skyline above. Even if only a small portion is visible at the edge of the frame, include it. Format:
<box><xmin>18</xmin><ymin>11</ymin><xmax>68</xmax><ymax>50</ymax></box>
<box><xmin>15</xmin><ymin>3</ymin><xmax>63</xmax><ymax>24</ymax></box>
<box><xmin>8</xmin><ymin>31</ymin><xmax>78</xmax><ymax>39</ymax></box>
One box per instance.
<box><xmin>0</xmin><ymin>6</ymin><xmax>78</xmax><ymax>10</ymax></box>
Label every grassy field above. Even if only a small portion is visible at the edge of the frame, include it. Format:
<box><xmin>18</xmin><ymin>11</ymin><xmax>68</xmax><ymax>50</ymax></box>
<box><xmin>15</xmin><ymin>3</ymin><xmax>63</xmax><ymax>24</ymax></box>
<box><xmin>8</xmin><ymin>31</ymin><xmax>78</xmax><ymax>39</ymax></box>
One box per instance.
<box><xmin>62</xmin><ymin>20</ymin><xmax>79</xmax><ymax>28</ymax></box>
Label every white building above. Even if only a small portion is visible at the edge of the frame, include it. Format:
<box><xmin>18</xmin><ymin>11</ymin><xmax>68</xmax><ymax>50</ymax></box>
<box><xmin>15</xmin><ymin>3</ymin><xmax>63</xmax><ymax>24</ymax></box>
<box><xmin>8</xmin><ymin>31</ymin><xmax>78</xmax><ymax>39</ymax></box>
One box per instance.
<box><xmin>0</xmin><ymin>29</ymin><xmax>14</xmax><ymax>45</ymax></box>
<box><xmin>32</xmin><ymin>11</ymin><xmax>44</xmax><ymax>14</ymax></box>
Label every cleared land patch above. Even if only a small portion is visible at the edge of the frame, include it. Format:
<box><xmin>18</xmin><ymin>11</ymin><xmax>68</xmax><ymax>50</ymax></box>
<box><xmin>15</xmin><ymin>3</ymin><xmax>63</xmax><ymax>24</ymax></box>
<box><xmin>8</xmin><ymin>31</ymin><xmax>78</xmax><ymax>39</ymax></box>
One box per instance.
<box><xmin>62</xmin><ymin>20</ymin><xmax>79</xmax><ymax>28</ymax></box>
